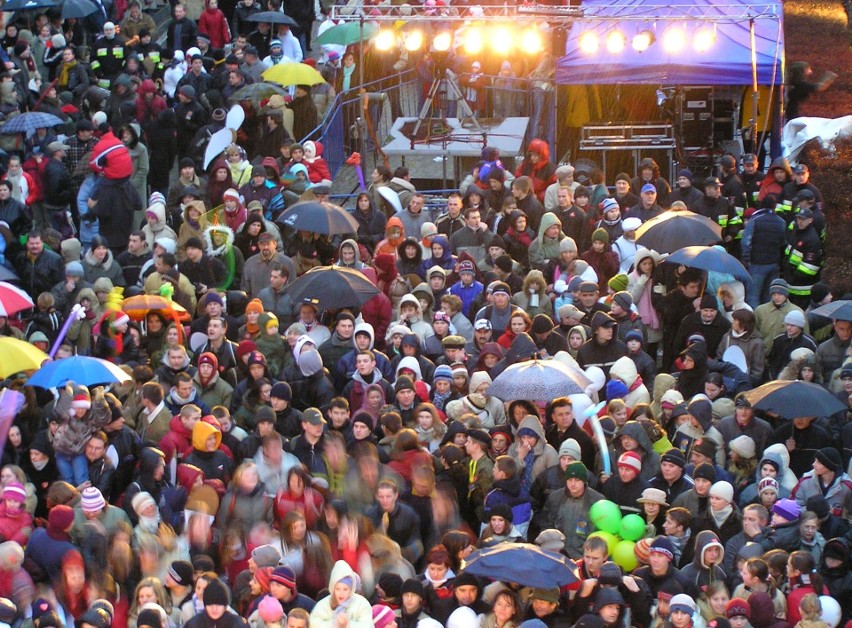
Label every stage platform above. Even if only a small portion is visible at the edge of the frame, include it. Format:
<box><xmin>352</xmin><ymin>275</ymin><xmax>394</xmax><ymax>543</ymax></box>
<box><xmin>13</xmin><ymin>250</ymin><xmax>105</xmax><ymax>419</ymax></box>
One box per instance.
<box><xmin>381</xmin><ymin>116</ymin><xmax>530</xmax><ymax>157</ymax></box>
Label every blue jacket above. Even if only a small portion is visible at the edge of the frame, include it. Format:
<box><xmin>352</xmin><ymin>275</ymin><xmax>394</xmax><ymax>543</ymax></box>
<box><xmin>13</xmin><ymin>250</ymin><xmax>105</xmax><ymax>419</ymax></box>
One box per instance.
<box><xmin>449</xmin><ymin>280</ymin><xmax>484</xmax><ymax>317</ymax></box>
<box><xmin>25</xmin><ymin>527</ymin><xmax>78</xmax><ymax>581</ymax></box>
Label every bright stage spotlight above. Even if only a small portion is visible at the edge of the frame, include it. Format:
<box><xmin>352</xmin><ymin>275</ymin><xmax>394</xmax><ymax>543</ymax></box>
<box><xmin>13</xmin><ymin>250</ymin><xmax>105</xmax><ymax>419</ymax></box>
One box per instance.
<box><xmin>464</xmin><ymin>27</ymin><xmax>484</xmax><ymax>54</ymax></box>
<box><xmin>632</xmin><ymin>30</ymin><xmax>655</xmax><ymax>52</ymax></box>
<box><xmin>693</xmin><ymin>26</ymin><xmax>716</xmax><ymax>52</ymax></box>
<box><xmin>579</xmin><ymin>31</ymin><xmax>599</xmax><ymax>54</ymax></box>
<box><xmin>491</xmin><ymin>26</ymin><xmax>514</xmax><ymax>56</ymax></box>
<box><xmin>374</xmin><ymin>29</ymin><xmax>395</xmax><ymax>51</ymax></box>
<box><xmin>606</xmin><ymin>30</ymin><xmax>626</xmax><ymax>54</ymax></box>
<box><xmin>404</xmin><ymin>30</ymin><xmax>423</xmax><ymax>51</ymax></box>
<box><xmin>662</xmin><ymin>26</ymin><xmax>686</xmax><ymax>53</ymax></box>
<box><xmin>433</xmin><ymin>31</ymin><xmax>452</xmax><ymax>52</ymax></box>
<box><xmin>520</xmin><ymin>28</ymin><xmax>543</xmax><ymax>54</ymax></box>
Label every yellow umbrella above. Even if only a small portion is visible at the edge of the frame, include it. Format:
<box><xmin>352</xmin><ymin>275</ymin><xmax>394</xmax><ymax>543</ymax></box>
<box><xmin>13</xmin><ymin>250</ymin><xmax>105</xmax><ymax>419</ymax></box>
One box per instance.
<box><xmin>0</xmin><ymin>337</ymin><xmax>49</xmax><ymax>378</ymax></box>
<box><xmin>262</xmin><ymin>63</ymin><xmax>326</xmax><ymax>87</ymax></box>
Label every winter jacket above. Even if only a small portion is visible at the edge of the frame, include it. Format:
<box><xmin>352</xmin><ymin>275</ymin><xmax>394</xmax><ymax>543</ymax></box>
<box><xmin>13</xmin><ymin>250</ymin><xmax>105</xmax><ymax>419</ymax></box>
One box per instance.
<box><xmin>216</xmin><ymin>481</ymin><xmax>273</xmax><ymax>540</ymax></box>
<box><xmin>52</xmin><ymin>386</ymin><xmax>112</xmax><ymax>456</ymax></box>
<box><xmin>540</xmin><ymin>484</ymin><xmax>604</xmax><ymax>558</ymax></box>
<box><xmin>198</xmin><ymin>5</ymin><xmax>230</xmax><ymax>48</ymax></box>
<box><xmin>754</xmin><ymin>298</ymin><xmax>809</xmax><ymax>353</ymax></box>
<box><xmin>310</xmin><ymin>561</ymin><xmax>374</xmax><ymax>628</ymax></box>
<box><xmin>529</xmin><ymin>212</ymin><xmax>569</xmax><ymax>271</ymax></box>
<box><xmin>577</xmin><ymin>312</ymin><xmax>628</xmax><ymax>378</ymax></box>
<box><xmin>791</xmin><ymin>469</ymin><xmax>852</xmax><ymax>517</ymax></box>
<box><xmin>16</xmin><ymin>248</ymin><xmax>65</xmax><ymax>299</ymax></box>
<box><xmin>508</xmin><ymin>415</ymin><xmax>559</xmax><ymax>485</ymax></box>
<box><xmin>609</xmin><ymin>420</ymin><xmax>661</xmax><ymax>482</ymax></box>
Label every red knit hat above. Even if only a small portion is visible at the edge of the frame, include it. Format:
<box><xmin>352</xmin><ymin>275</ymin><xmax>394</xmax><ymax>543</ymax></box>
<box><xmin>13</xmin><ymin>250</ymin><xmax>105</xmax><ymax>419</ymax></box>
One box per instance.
<box><xmin>618</xmin><ymin>451</ymin><xmax>642</xmax><ymax>474</ymax></box>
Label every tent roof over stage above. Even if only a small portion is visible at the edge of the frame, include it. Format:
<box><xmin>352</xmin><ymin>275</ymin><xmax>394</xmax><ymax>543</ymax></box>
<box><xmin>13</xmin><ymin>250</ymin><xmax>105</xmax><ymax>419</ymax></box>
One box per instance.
<box><xmin>555</xmin><ymin>0</ymin><xmax>784</xmax><ymax>86</ymax></box>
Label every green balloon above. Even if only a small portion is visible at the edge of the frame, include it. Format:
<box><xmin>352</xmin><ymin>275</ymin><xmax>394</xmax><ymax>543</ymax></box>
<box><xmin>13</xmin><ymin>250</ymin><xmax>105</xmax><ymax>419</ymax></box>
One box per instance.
<box><xmin>612</xmin><ymin>540</ymin><xmax>638</xmax><ymax>572</ymax></box>
<box><xmin>590</xmin><ymin>500</ymin><xmax>622</xmax><ymax>535</ymax></box>
<box><xmin>619</xmin><ymin>514</ymin><xmax>647</xmax><ymax>542</ymax></box>
<box><xmin>588</xmin><ymin>531</ymin><xmax>619</xmax><ymax>555</ymax></box>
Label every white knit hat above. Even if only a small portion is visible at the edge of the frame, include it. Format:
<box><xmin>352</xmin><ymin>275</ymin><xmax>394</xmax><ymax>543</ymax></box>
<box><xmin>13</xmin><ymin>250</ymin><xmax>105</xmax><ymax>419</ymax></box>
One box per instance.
<box><xmin>729</xmin><ymin>435</ymin><xmax>756</xmax><ymax>459</ymax></box>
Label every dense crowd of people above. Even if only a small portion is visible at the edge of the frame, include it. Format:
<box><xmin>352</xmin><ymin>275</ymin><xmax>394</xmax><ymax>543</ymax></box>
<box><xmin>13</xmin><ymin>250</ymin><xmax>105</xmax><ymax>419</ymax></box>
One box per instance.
<box><xmin>0</xmin><ymin>0</ymin><xmax>844</xmax><ymax>627</ymax></box>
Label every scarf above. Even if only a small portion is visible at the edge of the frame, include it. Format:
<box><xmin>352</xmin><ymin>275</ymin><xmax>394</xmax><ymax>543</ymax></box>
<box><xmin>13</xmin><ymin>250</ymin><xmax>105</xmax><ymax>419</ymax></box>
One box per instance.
<box><xmin>521</xmin><ymin>449</ymin><xmax>535</xmax><ymax>495</ymax></box>
<box><xmin>342</xmin><ymin>63</ymin><xmax>355</xmax><ymax>92</ymax></box>
<box><xmin>170</xmin><ymin>387</ymin><xmax>195</xmax><ymax>405</ymax></box>
<box><xmin>32</xmin><ymin>458</ymin><xmax>48</xmax><ymax>471</ymax></box>
<box><xmin>631</xmin><ymin>271</ymin><xmax>660</xmax><ymax>330</ymax></box>
<box><xmin>731</xmin><ymin>328</ymin><xmax>747</xmax><ymax>338</ymax></box>
<box><xmin>432</xmin><ymin>388</ymin><xmax>453</xmax><ymax>411</ymax></box>
<box><xmin>669</xmin><ymin>530</ymin><xmax>691</xmax><ymax>564</ymax></box>
<box><xmin>139</xmin><ymin>512</ymin><xmax>161</xmax><ymax>533</ymax></box>
<box><xmin>423</xmin><ymin>568</ymin><xmax>455</xmax><ymax>588</ymax></box>
<box><xmin>58</xmin><ymin>59</ymin><xmax>77</xmax><ymax>87</ymax></box>
<box><xmin>710</xmin><ymin>504</ymin><xmax>733</xmax><ymax>528</ymax></box>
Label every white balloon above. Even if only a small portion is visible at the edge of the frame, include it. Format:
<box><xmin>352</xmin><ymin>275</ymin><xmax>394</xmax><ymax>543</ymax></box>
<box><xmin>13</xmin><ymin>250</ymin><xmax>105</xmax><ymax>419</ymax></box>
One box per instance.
<box><xmin>568</xmin><ymin>393</ymin><xmax>593</xmax><ymax>426</ymax></box>
<box><xmin>820</xmin><ymin>596</ymin><xmax>841</xmax><ymax>628</ymax></box>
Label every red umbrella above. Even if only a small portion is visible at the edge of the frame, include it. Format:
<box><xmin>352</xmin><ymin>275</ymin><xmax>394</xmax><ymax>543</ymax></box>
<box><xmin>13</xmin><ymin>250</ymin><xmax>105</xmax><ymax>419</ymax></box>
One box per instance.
<box><xmin>0</xmin><ymin>281</ymin><xmax>34</xmax><ymax>316</ymax></box>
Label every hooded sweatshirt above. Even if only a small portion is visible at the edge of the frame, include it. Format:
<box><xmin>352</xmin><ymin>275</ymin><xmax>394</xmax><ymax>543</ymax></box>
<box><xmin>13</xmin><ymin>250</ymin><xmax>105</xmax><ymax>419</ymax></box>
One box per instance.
<box><xmin>184</xmin><ymin>420</ymin><xmax>233</xmax><ymax>483</ymax></box>
<box><xmin>508</xmin><ymin>415</ymin><xmax>560</xmax><ymax>491</ymax></box>
<box><xmin>679</xmin><ymin>530</ymin><xmax>726</xmax><ymax>591</ymax></box>
<box><xmin>142</xmin><ymin>202</ymin><xmax>178</xmax><ymax>248</ymax></box>
<box><xmin>391</xmin><ymin>294</ymin><xmax>432</xmax><ymax>343</ymax></box>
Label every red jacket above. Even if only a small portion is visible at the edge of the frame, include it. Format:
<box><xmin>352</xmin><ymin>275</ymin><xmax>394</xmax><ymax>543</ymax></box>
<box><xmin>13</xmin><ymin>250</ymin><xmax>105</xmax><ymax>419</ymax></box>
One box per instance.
<box><xmin>515</xmin><ymin>138</ymin><xmax>556</xmax><ymax>202</ymax></box>
<box><xmin>158</xmin><ymin>415</ymin><xmax>192</xmax><ymax>465</ymax></box>
<box><xmin>198</xmin><ymin>5</ymin><xmax>231</xmax><ymax>49</ymax></box>
<box><xmin>90</xmin><ymin>131</ymin><xmax>133</xmax><ymax>180</ymax></box>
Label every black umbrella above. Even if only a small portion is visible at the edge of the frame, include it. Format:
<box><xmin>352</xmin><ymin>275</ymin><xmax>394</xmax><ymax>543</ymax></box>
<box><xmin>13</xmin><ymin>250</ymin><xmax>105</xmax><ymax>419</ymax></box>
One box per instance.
<box><xmin>61</xmin><ymin>0</ymin><xmax>100</xmax><ymax>18</ymax></box>
<box><xmin>4</xmin><ymin>0</ymin><xmax>58</xmax><ymax>9</ymax></box>
<box><xmin>286</xmin><ymin>266</ymin><xmax>379</xmax><ymax>310</ymax></box>
<box><xmin>635</xmin><ymin>210</ymin><xmax>723</xmax><ymax>254</ymax></box>
<box><xmin>276</xmin><ymin>201</ymin><xmax>358</xmax><ymax>236</ymax></box>
<box><xmin>810</xmin><ymin>300</ymin><xmax>852</xmax><ymax>322</ymax></box>
<box><xmin>742</xmin><ymin>380</ymin><xmax>846</xmax><ymax>418</ymax></box>
<box><xmin>247</xmin><ymin>10</ymin><xmax>298</xmax><ymax>26</ymax></box>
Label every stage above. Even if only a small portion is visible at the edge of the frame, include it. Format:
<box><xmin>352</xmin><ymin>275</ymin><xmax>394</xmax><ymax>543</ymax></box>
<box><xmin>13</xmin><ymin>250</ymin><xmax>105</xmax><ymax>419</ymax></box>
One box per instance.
<box><xmin>381</xmin><ymin>116</ymin><xmax>530</xmax><ymax>157</ymax></box>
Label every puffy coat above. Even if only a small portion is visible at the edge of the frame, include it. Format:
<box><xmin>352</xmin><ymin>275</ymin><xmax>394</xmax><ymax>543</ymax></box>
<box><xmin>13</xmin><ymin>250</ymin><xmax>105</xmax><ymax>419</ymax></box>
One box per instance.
<box><xmin>515</xmin><ymin>138</ymin><xmax>556</xmax><ymax>202</ymax></box>
<box><xmin>216</xmin><ymin>480</ymin><xmax>273</xmax><ymax>540</ymax></box>
<box><xmin>90</xmin><ymin>129</ymin><xmax>133</xmax><ymax>179</ymax></box>
<box><xmin>53</xmin><ymin>384</ymin><xmax>112</xmax><ymax>456</ymax></box>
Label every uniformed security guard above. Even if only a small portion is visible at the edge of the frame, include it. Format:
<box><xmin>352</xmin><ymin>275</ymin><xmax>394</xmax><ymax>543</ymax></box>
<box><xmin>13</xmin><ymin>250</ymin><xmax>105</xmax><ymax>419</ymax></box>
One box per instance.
<box><xmin>784</xmin><ymin>206</ymin><xmax>823</xmax><ymax>309</ymax></box>
<box><xmin>90</xmin><ymin>22</ymin><xmax>128</xmax><ymax>89</ymax></box>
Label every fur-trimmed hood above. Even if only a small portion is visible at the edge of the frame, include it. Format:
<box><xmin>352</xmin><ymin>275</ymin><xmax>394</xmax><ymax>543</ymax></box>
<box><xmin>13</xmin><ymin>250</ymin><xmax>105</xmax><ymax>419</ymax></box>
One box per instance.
<box><xmin>203</xmin><ymin>224</ymin><xmax>235</xmax><ymax>256</ymax></box>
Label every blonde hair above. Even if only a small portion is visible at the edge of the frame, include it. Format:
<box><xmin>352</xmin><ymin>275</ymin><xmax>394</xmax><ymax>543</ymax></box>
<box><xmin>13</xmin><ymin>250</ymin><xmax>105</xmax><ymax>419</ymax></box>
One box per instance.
<box><xmin>799</xmin><ymin>594</ymin><xmax>822</xmax><ymax>622</ymax></box>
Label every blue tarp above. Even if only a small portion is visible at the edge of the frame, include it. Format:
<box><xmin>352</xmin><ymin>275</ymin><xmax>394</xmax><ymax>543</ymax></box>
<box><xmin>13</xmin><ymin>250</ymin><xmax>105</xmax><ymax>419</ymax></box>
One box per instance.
<box><xmin>556</xmin><ymin>0</ymin><xmax>784</xmax><ymax>86</ymax></box>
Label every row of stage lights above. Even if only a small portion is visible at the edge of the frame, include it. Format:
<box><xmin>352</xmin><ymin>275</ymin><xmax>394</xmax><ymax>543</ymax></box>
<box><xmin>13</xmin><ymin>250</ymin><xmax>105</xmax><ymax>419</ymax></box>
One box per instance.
<box><xmin>579</xmin><ymin>24</ymin><xmax>718</xmax><ymax>54</ymax></box>
<box><xmin>372</xmin><ymin>25</ymin><xmax>546</xmax><ymax>55</ymax></box>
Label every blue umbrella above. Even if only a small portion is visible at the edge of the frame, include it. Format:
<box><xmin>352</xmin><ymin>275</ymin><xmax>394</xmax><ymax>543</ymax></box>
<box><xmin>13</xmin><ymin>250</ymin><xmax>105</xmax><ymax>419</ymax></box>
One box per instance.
<box><xmin>462</xmin><ymin>543</ymin><xmax>579</xmax><ymax>588</ymax></box>
<box><xmin>1</xmin><ymin>112</ymin><xmax>64</xmax><ymax>134</ymax></box>
<box><xmin>62</xmin><ymin>0</ymin><xmax>100</xmax><ymax>18</ymax></box>
<box><xmin>665</xmin><ymin>245</ymin><xmax>751</xmax><ymax>282</ymax></box>
<box><xmin>27</xmin><ymin>355</ymin><xmax>132</xmax><ymax>388</ymax></box>
<box><xmin>488</xmin><ymin>359</ymin><xmax>589</xmax><ymax>401</ymax></box>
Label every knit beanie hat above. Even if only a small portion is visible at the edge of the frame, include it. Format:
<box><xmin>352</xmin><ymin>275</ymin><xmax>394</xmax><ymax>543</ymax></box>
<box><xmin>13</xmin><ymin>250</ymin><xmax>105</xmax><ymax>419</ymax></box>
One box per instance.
<box><xmin>693</xmin><ymin>462</ymin><xmax>717</xmax><ymax>483</ymax></box>
<box><xmin>772</xmin><ymin>498</ymin><xmax>800</xmax><ymax>522</ymax></box>
<box><xmin>815</xmin><ymin>447</ymin><xmax>842</xmax><ymax>472</ymax></box>
<box><xmin>709</xmin><ymin>481</ymin><xmax>734</xmax><ymax>504</ymax></box>
<box><xmin>136</xmin><ymin>609</ymin><xmax>162</xmax><ymax>628</ymax></box>
<box><xmin>618</xmin><ymin>451</ymin><xmax>642</xmax><ymax>474</ymax></box>
<box><xmin>80</xmin><ymin>487</ymin><xmax>106</xmax><ymax>512</ymax></box>
<box><xmin>608</xmin><ymin>273</ymin><xmax>628</xmax><ymax>293</ymax></box>
<box><xmin>203</xmin><ymin>579</ymin><xmax>230</xmax><ymax>606</ymax></box>
<box><xmin>2</xmin><ymin>483</ymin><xmax>25</xmax><ymax>504</ymax></box>
<box><xmin>372</xmin><ymin>605</ymin><xmax>396</xmax><ymax>628</ymax></box>
<box><xmin>650</xmin><ymin>536</ymin><xmax>675</xmax><ymax>561</ymax></box>
<box><xmin>729</xmin><ymin>435</ymin><xmax>756</xmax><ymax>459</ymax></box>
<box><xmin>258</xmin><ymin>596</ymin><xmax>284</xmax><ymax>623</ymax></box>
<box><xmin>245</xmin><ymin>299</ymin><xmax>264</xmax><ymax>315</ymax></box>
<box><xmin>612</xmin><ymin>291</ymin><xmax>632</xmax><ymax>312</ymax></box>
<box><xmin>670</xmin><ymin>594</ymin><xmax>696</xmax><ymax>615</ymax></box>
<box><xmin>592</xmin><ymin>228</ymin><xmax>609</xmax><ymax>244</ymax></box>
<box><xmin>167</xmin><ymin>560</ymin><xmax>194</xmax><ymax>587</ymax></box>
<box><xmin>270</xmin><ymin>381</ymin><xmax>292</xmax><ymax>401</ymax></box>
<box><xmin>564</xmin><ymin>461</ymin><xmax>588</xmax><ymax>483</ymax></box>
<box><xmin>725</xmin><ymin>598</ymin><xmax>751</xmax><ymax>620</ymax></box>
<box><xmin>48</xmin><ymin>505</ymin><xmax>74</xmax><ymax>531</ymax></box>
<box><xmin>660</xmin><ymin>447</ymin><xmax>686</xmax><ymax>469</ymax></box>
<box><xmin>758</xmin><ymin>477</ymin><xmax>779</xmax><ymax>496</ymax></box>
<box><xmin>251</xmin><ymin>544</ymin><xmax>281</xmax><ymax>568</ymax></box>
<box><xmin>270</xmin><ymin>566</ymin><xmax>297</xmax><ymax>591</ymax></box>
<box><xmin>401</xmin><ymin>578</ymin><xmax>425</xmax><ymax>598</ymax></box>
